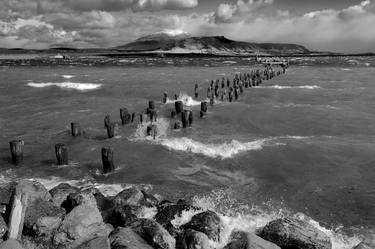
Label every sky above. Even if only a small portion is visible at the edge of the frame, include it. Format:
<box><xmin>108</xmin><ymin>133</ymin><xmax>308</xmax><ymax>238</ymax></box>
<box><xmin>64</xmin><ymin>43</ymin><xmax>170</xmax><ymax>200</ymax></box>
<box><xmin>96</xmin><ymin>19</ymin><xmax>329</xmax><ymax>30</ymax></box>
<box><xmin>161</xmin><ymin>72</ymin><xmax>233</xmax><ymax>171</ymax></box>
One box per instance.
<box><xmin>0</xmin><ymin>0</ymin><xmax>375</xmax><ymax>53</ymax></box>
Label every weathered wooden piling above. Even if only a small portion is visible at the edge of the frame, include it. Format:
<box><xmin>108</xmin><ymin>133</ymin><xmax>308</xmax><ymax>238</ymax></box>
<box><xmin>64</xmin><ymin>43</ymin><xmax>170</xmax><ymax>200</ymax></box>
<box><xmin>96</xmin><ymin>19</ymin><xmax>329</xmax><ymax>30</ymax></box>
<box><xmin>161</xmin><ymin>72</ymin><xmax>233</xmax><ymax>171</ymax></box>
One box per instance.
<box><xmin>102</xmin><ymin>147</ymin><xmax>115</xmax><ymax>174</ymax></box>
<box><xmin>210</xmin><ymin>96</ymin><xmax>214</xmax><ymax>106</ymax></box>
<box><xmin>55</xmin><ymin>143</ymin><xmax>68</xmax><ymax>165</ymax></box>
<box><xmin>149</xmin><ymin>109</ymin><xmax>157</xmax><ymax>122</ymax></box>
<box><xmin>104</xmin><ymin>115</ymin><xmax>111</xmax><ymax>129</ymax></box>
<box><xmin>163</xmin><ymin>92</ymin><xmax>168</xmax><ymax>104</ymax></box>
<box><xmin>200</xmin><ymin>110</ymin><xmax>204</xmax><ymax>118</ymax></box>
<box><xmin>71</xmin><ymin>122</ymin><xmax>81</xmax><ymax>137</ymax></box>
<box><xmin>229</xmin><ymin>91</ymin><xmax>233</xmax><ymax>102</ymax></box>
<box><xmin>148</xmin><ymin>101</ymin><xmax>155</xmax><ymax>110</ymax></box>
<box><xmin>120</xmin><ymin>108</ymin><xmax>131</xmax><ymax>125</ymax></box>
<box><xmin>188</xmin><ymin>111</ymin><xmax>193</xmax><ymax>126</ymax></box>
<box><xmin>234</xmin><ymin>88</ymin><xmax>239</xmax><ymax>100</ymax></box>
<box><xmin>175</xmin><ymin>101</ymin><xmax>183</xmax><ymax>114</ymax></box>
<box><xmin>175</xmin><ymin>94</ymin><xmax>178</xmax><ymax>100</ymax></box>
<box><xmin>131</xmin><ymin>112</ymin><xmax>135</xmax><ymax>123</ymax></box>
<box><xmin>9</xmin><ymin>140</ymin><xmax>24</xmax><ymax>165</ymax></box>
<box><xmin>171</xmin><ymin>110</ymin><xmax>176</xmax><ymax>118</ymax></box>
<box><xmin>146</xmin><ymin>124</ymin><xmax>157</xmax><ymax>139</ymax></box>
<box><xmin>181</xmin><ymin>110</ymin><xmax>189</xmax><ymax>128</ymax></box>
<box><xmin>107</xmin><ymin>122</ymin><xmax>116</xmax><ymax>138</ymax></box>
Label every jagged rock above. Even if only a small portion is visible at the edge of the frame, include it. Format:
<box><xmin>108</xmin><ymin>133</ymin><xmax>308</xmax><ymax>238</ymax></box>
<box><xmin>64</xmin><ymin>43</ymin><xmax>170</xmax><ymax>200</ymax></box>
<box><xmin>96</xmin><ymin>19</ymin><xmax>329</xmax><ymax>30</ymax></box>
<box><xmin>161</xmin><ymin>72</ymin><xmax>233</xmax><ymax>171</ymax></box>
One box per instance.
<box><xmin>155</xmin><ymin>202</ymin><xmax>197</xmax><ymax>236</ymax></box>
<box><xmin>141</xmin><ymin>191</ymin><xmax>159</xmax><ymax>207</ymax></box>
<box><xmin>53</xmin><ymin>203</ymin><xmax>112</xmax><ymax>248</ymax></box>
<box><xmin>76</xmin><ymin>236</ymin><xmax>110</xmax><ymax>249</ymax></box>
<box><xmin>106</xmin><ymin>205</ymin><xmax>138</xmax><ymax>227</ymax></box>
<box><xmin>62</xmin><ymin>190</ymin><xmax>97</xmax><ymax>213</ymax></box>
<box><xmin>353</xmin><ymin>242</ymin><xmax>372</xmax><ymax>249</ymax></box>
<box><xmin>113</xmin><ymin>188</ymin><xmax>144</xmax><ymax>207</ymax></box>
<box><xmin>259</xmin><ymin>217</ymin><xmax>332</xmax><ymax>249</ymax></box>
<box><xmin>49</xmin><ymin>183</ymin><xmax>79</xmax><ymax>207</ymax></box>
<box><xmin>90</xmin><ymin>190</ymin><xmax>114</xmax><ymax>212</ymax></box>
<box><xmin>130</xmin><ymin>218</ymin><xmax>176</xmax><ymax>249</ymax></box>
<box><xmin>176</xmin><ymin>229</ymin><xmax>212</xmax><ymax>249</ymax></box>
<box><xmin>0</xmin><ymin>216</ymin><xmax>7</xmax><ymax>239</ymax></box>
<box><xmin>182</xmin><ymin>211</ymin><xmax>223</xmax><ymax>242</ymax></box>
<box><xmin>24</xmin><ymin>200</ymin><xmax>65</xmax><ymax>237</ymax></box>
<box><xmin>0</xmin><ymin>182</ymin><xmax>17</xmax><ymax>206</ymax></box>
<box><xmin>15</xmin><ymin>180</ymin><xmax>51</xmax><ymax>205</ymax></box>
<box><xmin>0</xmin><ymin>239</ymin><xmax>25</xmax><ymax>249</ymax></box>
<box><xmin>223</xmin><ymin>230</ymin><xmax>280</xmax><ymax>249</ymax></box>
<box><xmin>109</xmin><ymin>227</ymin><xmax>153</xmax><ymax>249</ymax></box>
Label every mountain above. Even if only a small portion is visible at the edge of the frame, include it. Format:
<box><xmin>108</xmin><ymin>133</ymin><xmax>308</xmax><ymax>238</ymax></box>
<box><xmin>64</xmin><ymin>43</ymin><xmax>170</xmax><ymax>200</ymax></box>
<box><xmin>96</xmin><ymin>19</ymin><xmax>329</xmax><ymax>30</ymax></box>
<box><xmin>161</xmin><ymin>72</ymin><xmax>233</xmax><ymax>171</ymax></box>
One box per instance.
<box><xmin>116</xmin><ymin>33</ymin><xmax>311</xmax><ymax>55</ymax></box>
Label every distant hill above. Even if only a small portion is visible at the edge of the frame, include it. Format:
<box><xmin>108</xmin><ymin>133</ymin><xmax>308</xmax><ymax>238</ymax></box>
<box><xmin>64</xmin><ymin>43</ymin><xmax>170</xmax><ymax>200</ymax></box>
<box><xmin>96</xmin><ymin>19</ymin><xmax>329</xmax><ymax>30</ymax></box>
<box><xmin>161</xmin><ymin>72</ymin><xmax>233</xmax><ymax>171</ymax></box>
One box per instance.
<box><xmin>116</xmin><ymin>33</ymin><xmax>311</xmax><ymax>55</ymax></box>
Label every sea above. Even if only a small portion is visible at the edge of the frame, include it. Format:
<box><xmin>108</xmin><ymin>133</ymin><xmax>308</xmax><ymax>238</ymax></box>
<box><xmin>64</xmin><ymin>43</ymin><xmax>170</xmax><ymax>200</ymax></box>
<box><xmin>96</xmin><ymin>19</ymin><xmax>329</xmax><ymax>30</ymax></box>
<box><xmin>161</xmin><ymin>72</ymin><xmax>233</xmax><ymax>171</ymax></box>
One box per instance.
<box><xmin>0</xmin><ymin>55</ymin><xmax>374</xmax><ymax>248</ymax></box>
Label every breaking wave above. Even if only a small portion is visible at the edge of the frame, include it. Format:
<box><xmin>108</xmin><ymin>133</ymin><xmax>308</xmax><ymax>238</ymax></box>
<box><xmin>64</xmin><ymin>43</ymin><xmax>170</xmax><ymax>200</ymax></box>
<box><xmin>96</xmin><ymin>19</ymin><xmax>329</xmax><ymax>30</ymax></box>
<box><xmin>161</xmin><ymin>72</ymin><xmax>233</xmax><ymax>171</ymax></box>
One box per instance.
<box><xmin>165</xmin><ymin>93</ymin><xmax>201</xmax><ymax>106</ymax></box>
<box><xmin>257</xmin><ymin>85</ymin><xmax>320</xmax><ymax>89</ymax></box>
<box><xmin>61</xmin><ymin>75</ymin><xmax>75</xmax><ymax>79</ymax></box>
<box><xmin>27</xmin><ymin>82</ymin><xmax>102</xmax><ymax>91</ymax></box>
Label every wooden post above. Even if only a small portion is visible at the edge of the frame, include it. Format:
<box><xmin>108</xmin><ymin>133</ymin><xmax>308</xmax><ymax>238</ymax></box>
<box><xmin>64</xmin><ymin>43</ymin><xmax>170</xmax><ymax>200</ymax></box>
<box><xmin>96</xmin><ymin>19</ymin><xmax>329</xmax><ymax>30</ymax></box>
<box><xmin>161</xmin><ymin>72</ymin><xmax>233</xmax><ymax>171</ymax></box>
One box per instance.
<box><xmin>120</xmin><ymin>108</ymin><xmax>131</xmax><ymax>125</ymax></box>
<box><xmin>171</xmin><ymin>110</ymin><xmax>176</xmax><ymax>118</ymax></box>
<box><xmin>104</xmin><ymin>115</ymin><xmax>111</xmax><ymax>129</ymax></box>
<box><xmin>163</xmin><ymin>92</ymin><xmax>168</xmax><ymax>104</ymax></box>
<box><xmin>102</xmin><ymin>147</ymin><xmax>115</xmax><ymax>174</ymax></box>
<box><xmin>55</xmin><ymin>143</ymin><xmax>68</xmax><ymax>165</ymax></box>
<box><xmin>71</xmin><ymin>122</ymin><xmax>81</xmax><ymax>137</ymax></box>
<box><xmin>200</xmin><ymin>111</ymin><xmax>204</xmax><ymax>118</ymax></box>
<box><xmin>9</xmin><ymin>140</ymin><xmax>24</xmax><ymax>165</ymax></box>
<box><xmin>188</xmin><ymin>111</ymin><xmax>193</xmax><ymax>126</ymax></box>
<box><xmin>148</xmin><ymin>101</ymin><xmax>155</xmax><ymax>110</ymax></box>
<box><xmin>8</xmin><ymin>190</ymin><xmax>27</xmax><ymax>240</ymax></box>
<box><xmin>107</xmin><ymin>122</ymin><xmax>116</xmax><ymax>138</ymax></box>
<box><xmin>194</xmin><ymin>84</ymin><xmax>199</xmax><ymax>98</ymax></box>
<box><xmin>131</xmin><ymin>112</ymin><xmax>135</xmax><ymax>123</ymax></box>
<box><xmin>181</xmin><ymin>111</ymin><xmax>189</xmax><ymax>128</ymax></box>
<box><xmin>175</xmin><ymin>101</ymin><xmax>183</xmax><ymax>114</ymax></box>
<box><xmin>149</xmin><ymin>109</ymin><xmax>157</xmax><ymax>122</ymax></box>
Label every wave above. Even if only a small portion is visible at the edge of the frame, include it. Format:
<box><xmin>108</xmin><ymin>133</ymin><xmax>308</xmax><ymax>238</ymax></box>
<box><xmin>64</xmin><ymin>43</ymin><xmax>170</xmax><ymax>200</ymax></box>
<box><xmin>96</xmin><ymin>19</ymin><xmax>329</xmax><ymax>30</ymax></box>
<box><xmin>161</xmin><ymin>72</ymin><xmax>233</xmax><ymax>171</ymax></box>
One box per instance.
<box><xmin>62</xmin><ymin>75</ymin><xmax>75</xmax><ymax>79</ymax></box>
<box><xmin>27</xmin><ymin>82</ymin><xmax>102</xmax><ymax>91</ymax></box>
<box><xmin>165</xmin><ymin>93</ymin><xmax>201</xmax><ymax>107</ymax></box>
<box><xmin>257</xmin><ymin>85</ymin><xmax>320</xmax><ymax>90</ymax></box>
<box><xmin>273</xmin><ymin>103</ymin><xmax>339</xmax><ymax>110</ymax></box>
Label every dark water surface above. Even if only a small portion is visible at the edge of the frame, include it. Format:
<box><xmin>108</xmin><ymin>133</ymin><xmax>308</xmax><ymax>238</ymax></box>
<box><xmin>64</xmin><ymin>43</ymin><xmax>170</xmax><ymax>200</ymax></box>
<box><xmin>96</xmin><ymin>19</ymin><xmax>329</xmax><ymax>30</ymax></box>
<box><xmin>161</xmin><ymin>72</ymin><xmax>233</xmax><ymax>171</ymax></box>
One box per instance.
<box><xmin>0</xmin><ymin>56</ymin><xmax>374</xmax><ymax>248</ymax></box>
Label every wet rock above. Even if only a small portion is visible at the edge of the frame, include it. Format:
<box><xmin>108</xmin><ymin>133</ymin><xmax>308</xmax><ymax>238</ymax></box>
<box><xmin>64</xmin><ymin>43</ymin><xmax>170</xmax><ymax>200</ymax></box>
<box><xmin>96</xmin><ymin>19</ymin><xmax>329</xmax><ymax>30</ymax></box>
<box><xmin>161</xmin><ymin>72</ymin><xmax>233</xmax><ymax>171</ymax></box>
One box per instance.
<box><xmin>62</xmin><ymin>190</ymin><xmax>97</xmax><ymax>213</ymax></box>
<box><xmin>53</xmin><ymin>203</ymin><xmax>112</xmax><ymax>248</ymax></box>
<box><xmin>110</xmin><ymin>227</ymin><xmax>153</xmax><ymax>249</ymax></box>
<box><xmin>24</xmin><ymin>200</ymin><xmax>65</xmax><ymax>237</ymax></box>
<box><xmin>223</xmin><ymin>230</ymin><xmax>280</xmax><ymax>249</ymax></box>
<box><xmin>182</xmin><ymin>211</ymin><xmax>223</xmax><ymax>242</ymax></box>
<box><xmin>0</xmin><ymin>182</ymin><xmax>17</xmax><ymax>206</ymax></box>
<box><xmin>259</xmin><ymin>217</ymin><xmax>332</xmax><ymax>249</ymax></box>
<box><xmin>176</xmin><ymin>229</ymin><xmax>212</xmax><ymax>249</ymax></box>
<box><xmin>107</xmin><ymin>205</ymin><xmax>138</xmax><ymax>227</ymax></box>
<box><xmin>15</xmin><ymin>180</ymin><xmax>51</xmax><ymax>205</ymax></box>
<box><xmin>113</xmin><ymin>188</ymin><xmax>144</xmax><ymax>207</ymax></box>
<box><xmin>0</xmin><ymin>216</ymin><xmax>7</xmax><ymax>239</ymax></box>
<box><xmin>141</xmin><ymin>191</ymin><xmax>159</xmax><ymax>207</ymax></box>
<box><xmin>76</xmin><ymin>236</ymin><xmax>110</xmax><ymax>249</ymax></box>
<box><xmin>130</xmin><ymin>218</ymin><xmax>176</xmax><ymax>249</ymax></box>
<box><xmin>353</xmin><ymin>242</ymin><xmax>372</xmax><ymax>249</ymax></box>
<box><xmin>49</xmin><ymin>183</ymin><xmax>79</xmax><ymax>207</ymax></box>
<box><xmin>0</xmin><ymin>239</ymin><xmax>25</xmax><ymax>249</ymax></box>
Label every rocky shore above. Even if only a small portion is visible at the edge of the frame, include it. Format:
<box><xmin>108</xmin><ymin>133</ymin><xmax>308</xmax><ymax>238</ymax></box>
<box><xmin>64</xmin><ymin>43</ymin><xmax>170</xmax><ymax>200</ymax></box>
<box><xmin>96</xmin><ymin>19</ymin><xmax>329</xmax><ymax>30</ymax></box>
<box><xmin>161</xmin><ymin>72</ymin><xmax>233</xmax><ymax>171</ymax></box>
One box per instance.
<box><xmin>0</xmin><ymin>180</ymin><xmax>370</xmax><ymax>249</ymax></box>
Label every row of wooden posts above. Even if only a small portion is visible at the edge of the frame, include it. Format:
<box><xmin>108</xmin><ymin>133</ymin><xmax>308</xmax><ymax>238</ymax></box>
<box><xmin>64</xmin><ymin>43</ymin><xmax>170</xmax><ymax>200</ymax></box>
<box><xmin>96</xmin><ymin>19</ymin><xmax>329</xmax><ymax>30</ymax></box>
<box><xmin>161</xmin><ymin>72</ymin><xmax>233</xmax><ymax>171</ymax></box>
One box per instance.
<box><xmin>8</xmin><ymin>64</ymin><xmax>286</xmax><ymax>174</ymax></box>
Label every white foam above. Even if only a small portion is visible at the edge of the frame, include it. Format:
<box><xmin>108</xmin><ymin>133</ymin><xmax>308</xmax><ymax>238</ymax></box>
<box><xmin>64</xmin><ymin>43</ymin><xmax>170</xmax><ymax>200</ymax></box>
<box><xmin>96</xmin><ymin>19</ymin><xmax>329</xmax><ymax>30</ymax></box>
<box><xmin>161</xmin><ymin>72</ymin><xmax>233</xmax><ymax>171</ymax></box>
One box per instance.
<box><xmin>62</xmin><ymin>75</ymin><xmax>75</xmax><ymax>79</ymax></box>
<box><xmin>257</xmin><ymin>85</ymin><xmax>320</xmax><ymax>89</ymax></box>
<box><xmin>166</xmin><ymin>93</ymin><xmax>201</xmax><ymax>107</ymax></box>
<box><xmin>27</xmin><ymin>82</ymin><xmax>102</xmax><ymax>91</ymax></box>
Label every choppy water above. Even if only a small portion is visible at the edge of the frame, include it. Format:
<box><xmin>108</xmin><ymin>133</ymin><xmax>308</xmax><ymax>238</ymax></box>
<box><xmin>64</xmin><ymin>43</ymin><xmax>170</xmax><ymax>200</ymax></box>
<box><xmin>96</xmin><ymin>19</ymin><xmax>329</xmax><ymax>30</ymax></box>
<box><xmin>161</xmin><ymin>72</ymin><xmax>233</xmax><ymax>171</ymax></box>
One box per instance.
<box><xmin>0</xmin><ymin>56</ymin><xmax>374</xmax><ymax>248</ymax></box>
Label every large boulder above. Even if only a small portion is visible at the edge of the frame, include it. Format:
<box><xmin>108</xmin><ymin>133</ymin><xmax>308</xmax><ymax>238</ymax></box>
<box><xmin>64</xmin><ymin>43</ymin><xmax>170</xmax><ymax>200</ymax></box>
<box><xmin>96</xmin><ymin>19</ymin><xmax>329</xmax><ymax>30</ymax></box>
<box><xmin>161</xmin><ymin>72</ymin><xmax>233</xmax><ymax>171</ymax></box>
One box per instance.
<box><xmin>223</xmin><ymin>231</ymin><xmax>280</xmax><ymax>249</ymax></box>
<box><xmin>49</xmin><ymin>183</ymin><xmax>79</xmax><ymax>207</ymax></box>
<box><xmin>113</xmin><ymin>188</ymin><xmax>145</xmax><ymax>207</ymax></box>
<box><xmin>176</xmin><ymin>229</ymin><xmax>212</xmax><ymax>249</ymax></box>
<box><xmin>109</xmin><ymin>227</ymin><xmax>153</xmax><ymax>249</ymax></box>
<box><xmin>353</xmin><ymin>242</ymin><xmax>372</xmax><ymax>249</ymax></box>
<box><xmin>0</xmin><ymin>239</ymin><xmax>25</xmax><ymax>249</ymax></box>
<box><xmin>76</xmin><ymin>236</ymin><xmax>110</xmax><ymax>249</ymax></box>
<box><xmin>15</xmin><ymin>180</ymin><xmax>51</xmax><ymax>205</ymax></box>
<box><xmin>24</xmin><ymin>200</ymin><xmax>65</xmax><ymax>237</ymax></box>
<box><xmin>130</xmin><ymin>218</ymin><xmax>176</xmax><ymax>249</ymax></box>
<box><xmin>53</xmin><ymin>203</ymin><xmax>112</xmax><ymax>248</ymax></box>
<box><xmin>182</xmin><ymin>211</ymin><xmax>223</xmax><ymax>242</ymax></box>
<box><xmin>259</xmin><ymin>217</ymin><xmax>332</xmax><ymax>249</ymax></box>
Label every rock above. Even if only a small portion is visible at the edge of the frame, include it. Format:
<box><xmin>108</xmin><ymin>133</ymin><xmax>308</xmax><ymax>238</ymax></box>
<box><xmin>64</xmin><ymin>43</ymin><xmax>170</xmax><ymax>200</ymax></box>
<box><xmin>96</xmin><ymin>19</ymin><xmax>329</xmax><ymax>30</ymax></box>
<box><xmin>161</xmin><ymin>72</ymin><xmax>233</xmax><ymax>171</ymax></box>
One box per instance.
<box><xmin>76</xmin><ymin>236</ymin><xmax>110</xmax><ymax>249</ymax></box>
<box><xmin>53</xmin><ymin>203</ymin><xmax>112</xmax><ymax>248</ymax></box>
<box><xmin>223</xmin><ymin>231</ymin><xmax>280</xmax><ymax>249</ymax></box>
<box><xmin>24</xmin><ymin>200</ymin><xmax>65</xmax><ymax>237</ymax></box>
<box><xmin>62</xmin><ymin>190</ymin><xmax>97</xmax><ymax>213</ymax></box>
<box><xmin>176</xmin><ymin>229</ymin><xmax>212</xmax><ymax>249</ymax></box>
<box><xmin>113</xmin><ymin>188</ymin><xmax>144</xmax><ymax>207</ymax></box>
<box><xmin>15</xmin><ymin>180</ymin><xmax>51</xmax><ymax>205</ymax></box>
<box><xmin>259</xmin><ymin>217</ymin><xmax>332</xmax><ymax>249</ymax></box>
<box><xmin>0</xmin><ymin>216</ymin><xmax>7</xmax><ymax>239</ymax></box>
<box><xmin>90</xmin><ymin>190</ymin><xmax>114</xmax><ymax>212</ymax></box>
<box><xmin>0</xmin><ymin>182</ymin><xmax>17</xmax><ymax>206</ymax></box>
<box><xmin>0</xmin><ymin>239</ymin><xmax>25</xmax><ymax>249</ymax></box>
<box><xmin>353</xmin><ymin>242</ymin><xmax>372</xmax><ymax>249</ymax></box>
<box><xmin>182</xmin><ymin>211</ymin><xmax>223</xmax><ymax>242</ymax></box>
<box><xmin>107</xmin><ymin>205</ymin><xmax>138</xmax><ymax>227</ymax></box>
<box><xmin>109</xmin><ymin>227</ymin><xmax>153</xmax><ymax>249</ymax></box>
<box><xmin>49</xmin><ymin>183</ymin><xmax>79</xmax><ymax>207</ymax></box>
<box><xmin>141</xmin><ymin>191</ymin><xmax>159</xmax><ymax>207</ymax></box>
<box><xmin>130</xmin><ymin>218</ymin><xmax>176</xmax><ymax>249</ymax></box>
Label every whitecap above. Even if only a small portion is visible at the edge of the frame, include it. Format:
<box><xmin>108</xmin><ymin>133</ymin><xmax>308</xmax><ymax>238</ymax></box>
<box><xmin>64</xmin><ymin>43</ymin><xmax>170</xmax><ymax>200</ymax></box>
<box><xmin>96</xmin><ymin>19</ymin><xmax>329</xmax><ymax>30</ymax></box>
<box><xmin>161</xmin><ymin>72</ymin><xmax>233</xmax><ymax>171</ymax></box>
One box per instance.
<box><xmin>62</xmin><ymin>75</ymin><xmax>75</xmax><ymax>79</ymax></box>
<box><xmin>27</xmin><ymin>82</ymin><xmax>102</xmax><ymax>91</ymax></box>
<box><xmin>165</xmin><ymin>92</ymin><xmax>201</xmax><ymax>107</ymax></box>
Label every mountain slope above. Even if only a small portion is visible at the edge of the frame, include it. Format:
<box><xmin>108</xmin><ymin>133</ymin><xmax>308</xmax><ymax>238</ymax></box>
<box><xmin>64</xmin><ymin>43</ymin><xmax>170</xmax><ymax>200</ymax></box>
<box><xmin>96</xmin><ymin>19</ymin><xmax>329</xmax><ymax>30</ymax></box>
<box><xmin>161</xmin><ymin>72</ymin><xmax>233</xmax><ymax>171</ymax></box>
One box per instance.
<box><xmin>116</xmin><ymin>34</ymin><xmax>310</xmax><ymax>55</ymax></box>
